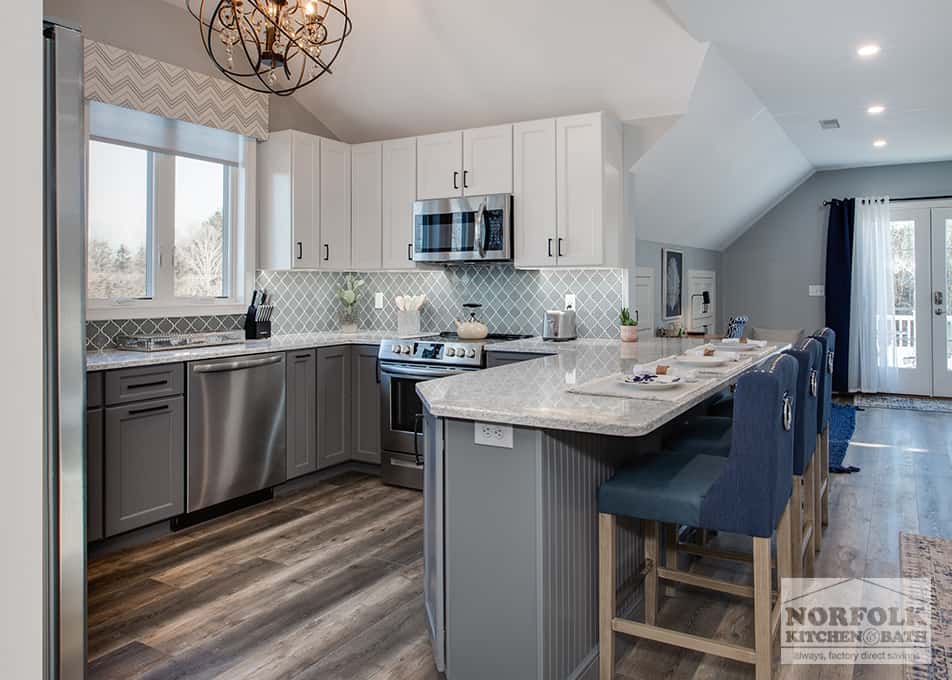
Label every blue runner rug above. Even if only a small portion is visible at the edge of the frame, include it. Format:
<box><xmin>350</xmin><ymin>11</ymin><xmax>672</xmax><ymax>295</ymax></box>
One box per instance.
<box><xmin>829</xmin><ymin>403</ymin><xmax>857</xmax><ymax>473</ymax></box>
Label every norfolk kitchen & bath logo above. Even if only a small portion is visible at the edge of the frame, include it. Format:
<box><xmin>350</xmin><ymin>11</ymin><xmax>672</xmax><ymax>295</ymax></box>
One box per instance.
<box><xmin>781</xmin><ymin>578</ymin><xmax>932</xmax><ymax>665</ymax></box>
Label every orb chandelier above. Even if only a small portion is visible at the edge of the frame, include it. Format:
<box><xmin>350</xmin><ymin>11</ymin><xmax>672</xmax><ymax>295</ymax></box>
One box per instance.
<box><xmin>187</xmin><ymin>0</ymin><xmax>352</xmax><ymax>96</ymax></box>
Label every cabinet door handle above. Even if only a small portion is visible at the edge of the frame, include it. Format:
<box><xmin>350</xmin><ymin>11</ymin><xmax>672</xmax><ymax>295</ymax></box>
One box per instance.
<box><xmin>547</xmin><ymin>238</ymin><xmax>553</xmax><ymax>257</ymax></box>
<box><xmin>463</xmin><ymin>170</ymin><xmax>469</xmax><ymax>189</ymax></box>
<box><xmin>557</xmin><ymin>238</ymin><xmax>564</xmax><ymax>257</ymax></box>
<box><xmin>407</xmin><ymin>243</ymin><xmax>413</xmax><ymax>261</ymax></box>
<box><xmin>128</xmin><ymin>404</ymin><xmax>170</xmax><ymax>416</ymax></box>
<box><xmin>296</xmin><ymin>242</ymin><xmax>303</xmax><ymax>260</ymax></box>
<box><xmin>453</xmin><ymin>171</ymin><xmax>459</xmax><ymax>190</ymax></box>
<box><xmin>324</xmin><ymin>244</ymin><xmax>330</xmax><ymax>261</ymax></box>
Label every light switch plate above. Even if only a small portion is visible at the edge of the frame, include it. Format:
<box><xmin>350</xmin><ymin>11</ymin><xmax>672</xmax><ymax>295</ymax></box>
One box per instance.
<box><xmin>565</xmin><ymin>293</ymin><xmax>576</xmax><ymax>309</ymax></box>
<box><xmin>474</xmin><ymin>422</ymin><xmax>513</xmax><ymax>448</ymax></box>
<box><xmin>374</xmin><ymin>292</ymin><xmax>384</xmax><ymax>309</ymax></box>
<box><xmin>808</xmin><ymin>285</ymin><xmax>825</xmax><ymax>297</ymax></box>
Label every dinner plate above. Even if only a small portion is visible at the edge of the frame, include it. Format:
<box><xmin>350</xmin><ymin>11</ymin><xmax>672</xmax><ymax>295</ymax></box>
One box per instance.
<box><xmin>617</xmin><ymin>374</ymin><xmax>683</xmax><ymax>390</ymax></box>
<box><xmin>710</xmin><ymin>343</ymin><xmax>757</xmax><ymax>352</ymax></box>
<box><xmin>675</xmin><ymin>355</ymin><xmax>730</xmax><ymax>367</ymax></box>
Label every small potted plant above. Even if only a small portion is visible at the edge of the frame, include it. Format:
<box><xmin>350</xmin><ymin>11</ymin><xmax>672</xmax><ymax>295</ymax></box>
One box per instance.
<box><xmin>337</xmin><ymin>273</ymin><xmax>365</xmax><ymax>333</ymax></box>
<box><xmin>619</xmin><ymin>307</ymin><xmax>639</xmax><ymax>342</ymax></box>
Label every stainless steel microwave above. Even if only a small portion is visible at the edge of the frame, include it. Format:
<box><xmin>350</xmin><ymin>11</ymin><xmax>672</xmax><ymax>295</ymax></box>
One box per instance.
<box><xmin>412</xmin><ymin>194</ymin><xmax>513</xmax><ymax>263</ymax></box>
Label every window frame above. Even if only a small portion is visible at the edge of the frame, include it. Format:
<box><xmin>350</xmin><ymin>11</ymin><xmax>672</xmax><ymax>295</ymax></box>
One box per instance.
<box><xmin>86</xmin><ymin>136</ymin><xmax>256</xmax><ymax>321</ymax></box>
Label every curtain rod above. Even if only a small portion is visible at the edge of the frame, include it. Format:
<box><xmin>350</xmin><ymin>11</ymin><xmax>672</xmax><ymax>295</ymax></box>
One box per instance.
<box><xmin>823</xmin><ymin>194</ymin><xmax>952</xmax><ymax>206</ymax></box>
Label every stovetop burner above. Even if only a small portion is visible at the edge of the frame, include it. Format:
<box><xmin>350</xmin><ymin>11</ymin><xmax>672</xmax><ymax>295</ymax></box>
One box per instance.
<box><xmin>438</xmin><ymin>331</ymin><xmax>534</xmax><ymax>342</ymax></box>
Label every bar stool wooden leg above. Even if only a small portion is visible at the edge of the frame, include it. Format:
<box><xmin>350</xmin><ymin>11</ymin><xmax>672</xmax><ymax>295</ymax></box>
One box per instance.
<box><xmin>664</xmin><ymin>524</ymin><xmax>678</xmax><ymax>597</ymax></box>
<box><xmin>753</xmin><ymin>535</ymin><xmax>773</xmax><ymax>680</ymax></box>
<box><xmin>644</xmin><ymin>520</ymin><xmax>659</xmax><ymax>626</ymax></box>
<box><xmin>802</xmin><ymin>460</ymin><xmax>816</xmax><ymax>577</ymax></box>
<box><xmin>599</xmin><ymin>513</ymin><xmax>616</xmax><ymax>680</ymax></box>
<box><xmin>790</xmin><ymin>475</ymin><xmax>804</xmax><ymax>578</ymax></box>
<box><xmin>821</xmin><ymin>425</ymin><xmax>830</xmax><ymax>528</ymax></box>
<box><xmin>777</xmin><ymin>499</ymin><xmax>793</xmax><ymax>586</ymax></box>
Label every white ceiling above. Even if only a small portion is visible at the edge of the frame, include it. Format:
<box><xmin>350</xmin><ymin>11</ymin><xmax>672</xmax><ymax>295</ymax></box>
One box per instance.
<box><xmin>667</xmin><ymin>0</ymin><xmax>952</xmax><ymax>169</ymax></box>
<box><xmin>629</xmin><ymin>47</ymin><xmax>813</xmax><ymax>251</ymax></box>
<box><xmin>159</xmin><ymin>0</ymin><xmax>707</xmax><ymax>143</ymax></box>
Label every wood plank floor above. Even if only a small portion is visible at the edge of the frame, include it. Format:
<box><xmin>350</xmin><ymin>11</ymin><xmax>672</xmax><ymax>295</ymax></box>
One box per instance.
<box><xmin>88</xmin><ymin>406</ymin><xmax>952</xmax><ymax>679</ymax></box>
<box><xmin>87</xmin><ymin>471</ymin><xmax>441</xmax><ymax>680</ymax></box>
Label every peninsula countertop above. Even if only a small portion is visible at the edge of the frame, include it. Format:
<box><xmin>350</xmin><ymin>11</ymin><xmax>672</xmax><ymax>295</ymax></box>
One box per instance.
<box><xmin>85</xmin><ymin>330</ymin><xmax>396</xmax><ymax>372</ymax></box>
<box><xmin>417</xmin><ymin>337</ymin><xmax>785</xmax><ymax>438</ymax></box>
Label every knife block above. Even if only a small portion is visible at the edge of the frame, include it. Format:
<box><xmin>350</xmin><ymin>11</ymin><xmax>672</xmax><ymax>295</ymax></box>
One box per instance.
<box><xmin>244</xmin><ymin>307</ymin><xmax>272</xmax><ymax>340</ymax></box>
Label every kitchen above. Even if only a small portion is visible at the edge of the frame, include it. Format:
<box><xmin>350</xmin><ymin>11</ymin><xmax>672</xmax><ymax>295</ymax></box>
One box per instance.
<box><xmin>13</xmin><ymin>1</ymin><xmax>952</xmax><ymax>680</ymax></box>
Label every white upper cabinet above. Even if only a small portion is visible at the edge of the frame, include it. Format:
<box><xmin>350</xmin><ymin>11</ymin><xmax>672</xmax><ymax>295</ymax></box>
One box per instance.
<box><xmin>513</xmin><ymin>118</ymin><xmax>557</xmax><ymax>268</ymax></box>
<box><xmin>462</xmin><ymin>124</ymin><xmax>512</xmax><ymax>196</ymax></box>
<box><xmin>258</xmin><ymin>130</ymin><xmax>321</xmax><ymax>270</ymax></box>
<box><xmin>555</xmin><ymin>112</ymin><xmax>622</xmax><ymax>268</ymax></box>
<box><xmin>319</xmin><ymin>138</ymin><xmax>352</xmax><ymax>270</ymax></box>
<box><xmin>381</xmin><ymin>137</ymin><xmax>418</xmax><ymax>270</ymax></box>
<box><xmin>350</xmin><ymin>142</ymin><xmax>382</xmax><ymax>270</ymax></box>
<box><xmin>416</xmin><ymin>131</ymin><xmax>463</xmax><ymax>200</ymax></box>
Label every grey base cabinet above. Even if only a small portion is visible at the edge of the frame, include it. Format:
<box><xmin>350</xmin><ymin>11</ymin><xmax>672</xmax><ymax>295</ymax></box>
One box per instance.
<box><xmin>286</xmin><ymin>349</ymin><xmax>318</xmax><ymax>479</ymax></box>
<box><xmin>104</xmin><ymin>396</ymin><xmax>185</xmax><ymax>536</ymax></box>
<box><xmin>486</xmin><ymin>351</ymin><xmax>549</xmax><ymax>368</ymax></box>
<box><xmin>317</xmin><ymin>346</ymin><xmax>352</xmax><ymax>469</ymax></box>
<box><xmin>351</xmin><ymin>345</ymin><xmax>381</xmax><ymax>464</ymax></box>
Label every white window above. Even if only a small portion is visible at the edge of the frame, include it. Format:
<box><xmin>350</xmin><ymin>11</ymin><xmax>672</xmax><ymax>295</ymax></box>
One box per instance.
<box><xmin>86</xmin><ymin>102</ymin><xmax>254</xmax><ymax>319</ymax></box>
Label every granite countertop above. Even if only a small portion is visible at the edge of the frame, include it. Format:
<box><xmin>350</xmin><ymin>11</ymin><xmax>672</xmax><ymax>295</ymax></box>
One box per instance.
<box><xmin>86</xmin><ymin>331</ymin><xmax>396</xmax><ymax>372</ymax></box>
<box><xmin>417</xmin><ymin>337</ymin><xmax>785</xmax><ymax>438</ymax></box>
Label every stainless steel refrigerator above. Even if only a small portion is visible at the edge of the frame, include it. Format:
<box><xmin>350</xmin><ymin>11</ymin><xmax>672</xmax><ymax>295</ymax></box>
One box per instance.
<box><xmin>44</xmin><ymin>19</ymin><xmax>87</xmax><ymax>680</ymax></box>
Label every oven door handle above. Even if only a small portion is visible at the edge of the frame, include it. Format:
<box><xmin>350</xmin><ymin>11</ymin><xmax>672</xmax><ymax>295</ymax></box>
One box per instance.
<box><xmin>413</xmin><ymin>413</ymin><xmax>424</xmax><ymax>466</ymax></box>
<box><xmin>380</xmin><ymin>364</ymin><xmax>470</xmax><ymax>379</ymax></box>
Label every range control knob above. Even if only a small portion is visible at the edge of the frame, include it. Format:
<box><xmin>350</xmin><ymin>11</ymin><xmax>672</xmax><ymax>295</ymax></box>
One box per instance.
<box><xmin>391</xmin><ymin>345</ymin><xmax>402</xmax><ymax>354</ymax></box>
<box><xmin>402</xmin><ymin>345</ymin><xmax>412</xmax><ymax>355</ymax></box>
<box><xmin>446</xmin><ymin>347</ymin><xmax>456</xmax><ymax>357</ymax></box>
<box><xmin>467</xmin><ymin>348</ymin><xmax>477</xmax><ymax>358</ymax></box>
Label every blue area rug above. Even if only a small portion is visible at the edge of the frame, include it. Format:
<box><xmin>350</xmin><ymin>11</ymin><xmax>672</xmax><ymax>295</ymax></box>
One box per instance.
<box><xmin>829</xmin><ymin>403</ymin><xmax>857</xmax><ymax>473</ymax></box>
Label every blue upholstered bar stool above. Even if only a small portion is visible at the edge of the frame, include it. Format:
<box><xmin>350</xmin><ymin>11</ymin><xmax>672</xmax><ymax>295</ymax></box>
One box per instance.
<box><xmin>780</xmin><ymin>338</ymin><xmax>823</xmax><ymax>577</ymax></box>
<box><xmin>597</xmin><ymin>355</ymin><xmax>798</xmax><ymax>680</ymax></box>
<box><xmin>810</xmin><ymin>327</ymin><xmax>836</xmax><ymax>543</ymax></box>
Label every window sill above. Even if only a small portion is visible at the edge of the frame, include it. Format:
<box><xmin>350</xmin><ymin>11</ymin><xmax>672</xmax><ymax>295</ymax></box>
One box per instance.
<box><xmin>86</xmin><ymin>303</ymin><xmax>248</xmax><ymax>322</ymax></box>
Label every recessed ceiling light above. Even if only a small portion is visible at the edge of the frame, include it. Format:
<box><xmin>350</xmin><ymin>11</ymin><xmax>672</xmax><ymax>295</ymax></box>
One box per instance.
<box><xmin>857</xmin><ymin>44</ymin><xmax>881</xmax><ymax>57</ymax></box>
<box><xmin>873</xmin><ymin>139</ymin><xmax>888</xmax><ymax>148</ymax></box>
<box><xmin>867</xmin><ymin>105</ymin><xmax>886</xmax><ymax>115</ymax></box>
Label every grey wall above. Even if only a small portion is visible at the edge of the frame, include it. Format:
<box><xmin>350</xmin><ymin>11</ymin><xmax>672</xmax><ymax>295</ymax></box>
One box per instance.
<box><xmin>44</xmin><ymin>0</ymin><xmax>338</xmax><ymax>138</ymax></box>
<box><xmin>722</xmin><ymin>160</ymin><xmax>952</xmax><ymax>332</ymax></box>
<box><xmin>636</xmin><ymin>240</ymin><xmax>723</xmax><ymax>333</ymax></box>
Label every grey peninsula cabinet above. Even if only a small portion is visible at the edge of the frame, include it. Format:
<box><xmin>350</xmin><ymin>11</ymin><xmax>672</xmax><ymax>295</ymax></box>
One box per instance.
<box><xmin>317</xmin><ymin>346</ymin><xmax>352</xmax><ymax>469</ymax></box>
<box><xmin>351</xmin><ymin>345</ymin><xmax>381</xmax><ymax>464</ymax></box>
<box><xmin>103</xmin><ymin>365</ymin><xmax>185</xmax><ymax>536</ymax></box>
<box><xmin>286</xmin><ymin>349</ymin><xmax>318</xmax><ymax>479</ymax></box>
<box><xmin>86</xmin><ymin>373</ymin><xmax>104</xmax><ymax>542</ymax></box>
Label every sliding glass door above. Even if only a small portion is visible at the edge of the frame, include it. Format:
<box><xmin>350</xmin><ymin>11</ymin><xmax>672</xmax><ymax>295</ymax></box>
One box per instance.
<box><xmin>887</xmin><ymin>205</ymin><xmax>952</xmax><ymax>397</ymax></box>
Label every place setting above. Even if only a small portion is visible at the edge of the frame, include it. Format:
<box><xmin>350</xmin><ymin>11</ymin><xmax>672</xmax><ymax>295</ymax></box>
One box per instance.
<box><xmin>566</xmin><ymin>358</ymin><xmax>715</xmax><ymax>402</ymax></box>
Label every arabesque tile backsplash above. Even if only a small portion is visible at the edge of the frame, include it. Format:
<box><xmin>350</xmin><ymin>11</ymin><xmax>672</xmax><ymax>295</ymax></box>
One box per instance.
<box><xmin>86</xmin><ymin>266</ymin><xmax>627</xmax><ymax>351</ymax></box>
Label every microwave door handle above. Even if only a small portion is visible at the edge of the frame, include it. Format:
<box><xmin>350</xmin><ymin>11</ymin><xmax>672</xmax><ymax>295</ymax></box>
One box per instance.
<box><xmin>474</xmin><ymin>201</ymin><xmax>486</xmax><ymax>258</ymax></box>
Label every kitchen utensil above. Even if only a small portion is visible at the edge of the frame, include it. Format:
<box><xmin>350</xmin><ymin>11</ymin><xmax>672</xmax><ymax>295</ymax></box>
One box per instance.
<box><xmin>395</xmin><ymin>296</ymin><xmax>405</xmax><ymax>311</ymax></box>
<box><xmin>543</xmin><ymin>308</ymin><xmax>578</xmax><ymax>341</ymax></box>
<box><xmin>454</xmin><ymin>303</ymin><xmax>489</xmax><ymax>340</ymax></box>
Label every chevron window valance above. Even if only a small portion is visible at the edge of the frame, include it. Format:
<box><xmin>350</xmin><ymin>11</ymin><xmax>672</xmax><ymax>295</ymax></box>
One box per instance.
<box><xmin>84</xmin><ymin>40</ymin><xmax>269</xmax><ymax>141</ymax></box>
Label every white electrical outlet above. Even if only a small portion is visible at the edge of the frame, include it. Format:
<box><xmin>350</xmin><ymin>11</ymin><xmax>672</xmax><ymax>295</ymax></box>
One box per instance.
<box><xmin>474</xmin><ymin>422</ymin><xmax>513</xmax><ymax>448</ymax></box>
<box><xmin>565</xmin><ymin>293</ymin><xmax>576</xmax><ymax>309</ymax></box>
<box><xmin>374</xmin><ymin>292</ymin><xmax>384</xmax><ymax>309</ymax></box>
<box><xmin>808</xmin><ymin>285</ymin><xmax>825</xmax><ymax>297</ymax></box>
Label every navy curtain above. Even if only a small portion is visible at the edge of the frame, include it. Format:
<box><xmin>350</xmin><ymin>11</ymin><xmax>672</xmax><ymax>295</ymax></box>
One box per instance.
<box><xmin>824</xmin><ymin>198</ymin><xmax>855</xmax><ymax>392</ymax></box>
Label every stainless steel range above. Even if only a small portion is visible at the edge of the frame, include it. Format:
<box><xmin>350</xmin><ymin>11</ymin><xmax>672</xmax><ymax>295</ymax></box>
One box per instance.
<box><xmin>378</xmin><ymin>333</ymin><xmax>530</xmax><ymax>489</ymax></box>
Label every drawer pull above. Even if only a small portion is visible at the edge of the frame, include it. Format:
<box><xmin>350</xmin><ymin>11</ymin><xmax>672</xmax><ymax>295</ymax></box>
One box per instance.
<box><xmin>128</xmin><ymin>404</ymin><xmax>170</xmax><ymax>416</ymax></box>
<box><xmin>128</xmin><ymin>380</ymin><xmax>168</xmax><ymax>390</ymax></box>
<box><xmin>295</xmin><ymin>353</ymin><xmax>312</xmax><ymax>360</ymax></box>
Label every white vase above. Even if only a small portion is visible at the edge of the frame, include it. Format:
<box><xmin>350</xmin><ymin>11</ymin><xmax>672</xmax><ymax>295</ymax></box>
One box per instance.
<box><xmin>620</xmin><ymin>325</ymin><xmax>639</xmax><ymax>342</ymax></box>
<box><xmin>340</xmin><ymin>306</ymin><xmax>358</xmax><ymax>333</ymax></box>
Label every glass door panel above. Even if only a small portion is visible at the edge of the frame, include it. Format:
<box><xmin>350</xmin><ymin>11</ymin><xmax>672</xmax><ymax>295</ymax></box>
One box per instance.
<box><xmin>931</xmin><ymin>208</ymin><xmax>952</xmax><ymax>397</ymax></box>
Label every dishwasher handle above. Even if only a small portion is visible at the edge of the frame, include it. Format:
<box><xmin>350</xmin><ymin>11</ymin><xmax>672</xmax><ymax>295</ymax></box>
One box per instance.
<box><xmin>192</xmin><ymin>355</ymin><xmax>283</xmax><ymax>374</ymax></box>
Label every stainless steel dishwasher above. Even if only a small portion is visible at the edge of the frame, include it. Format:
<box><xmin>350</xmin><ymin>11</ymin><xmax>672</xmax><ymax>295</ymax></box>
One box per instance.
<box><xmin>187</xmin><ymin>353</ymin><xmax>287</xmax><ymax>512</ymax></box>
